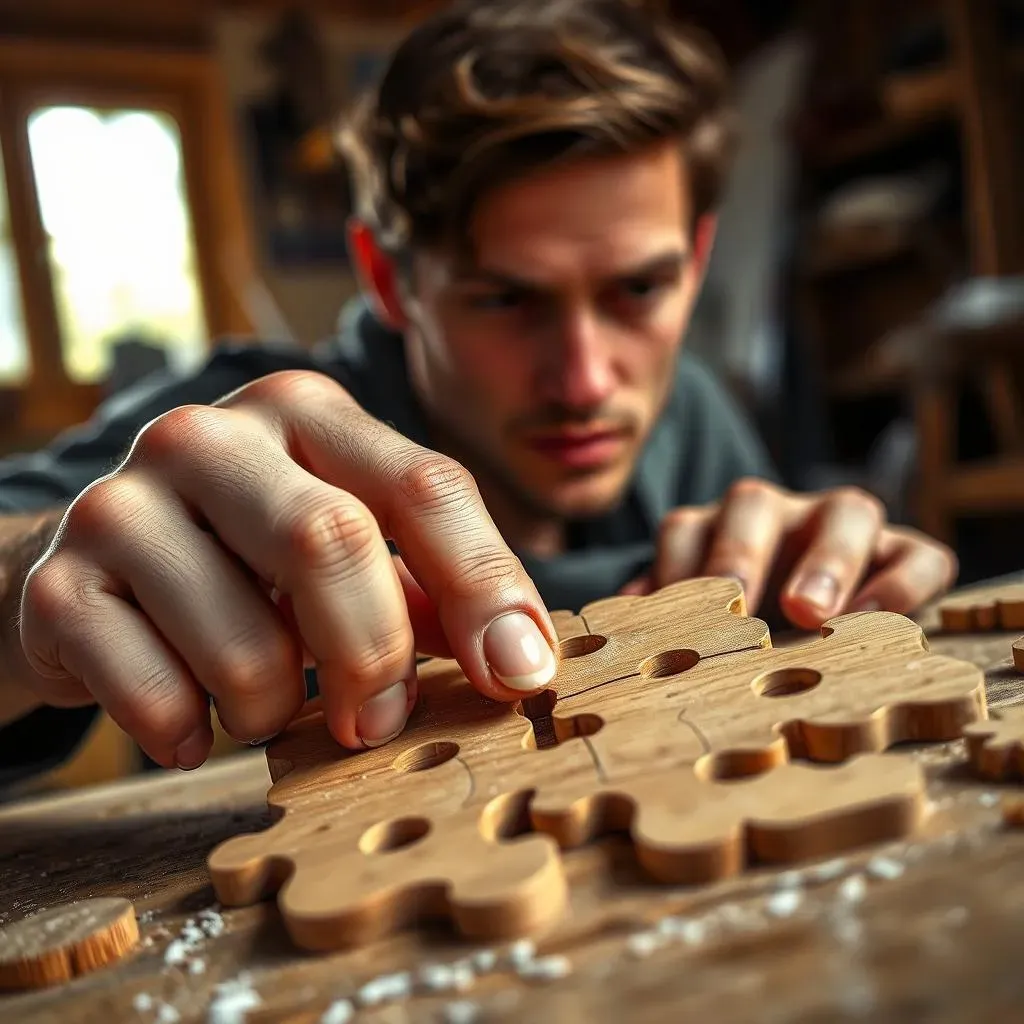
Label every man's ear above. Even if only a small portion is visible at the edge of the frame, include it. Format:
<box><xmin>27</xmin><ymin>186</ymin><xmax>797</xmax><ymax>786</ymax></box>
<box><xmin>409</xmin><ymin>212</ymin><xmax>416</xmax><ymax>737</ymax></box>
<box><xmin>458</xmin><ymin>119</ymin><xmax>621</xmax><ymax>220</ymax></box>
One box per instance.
<box><xmin>346</xmin><ymin>219</ymin><xmax>409</xmax><ymax>331</ymax></box>
<box><xmin>692</xmin><ymin>213</ymin><xmax>717</xmax><ymax>274</ymax></box>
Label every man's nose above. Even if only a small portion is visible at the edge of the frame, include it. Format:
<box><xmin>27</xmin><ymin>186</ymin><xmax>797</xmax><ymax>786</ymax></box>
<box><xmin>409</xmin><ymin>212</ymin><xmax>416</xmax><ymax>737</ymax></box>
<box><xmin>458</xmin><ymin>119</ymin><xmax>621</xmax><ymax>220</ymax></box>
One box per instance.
<box><xmin>542</xmin><ymin>308</ymin><xmax>617</xmax><ymax>409</ymax></box>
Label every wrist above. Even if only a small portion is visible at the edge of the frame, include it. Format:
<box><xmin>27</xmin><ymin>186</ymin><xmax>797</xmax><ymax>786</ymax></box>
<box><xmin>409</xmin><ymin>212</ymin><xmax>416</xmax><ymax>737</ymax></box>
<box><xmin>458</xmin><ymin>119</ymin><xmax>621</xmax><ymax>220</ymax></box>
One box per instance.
<box><xmin>0</xmin><ymin>511</ymin><xmax>63</xmax><ymax>725</ymax></box>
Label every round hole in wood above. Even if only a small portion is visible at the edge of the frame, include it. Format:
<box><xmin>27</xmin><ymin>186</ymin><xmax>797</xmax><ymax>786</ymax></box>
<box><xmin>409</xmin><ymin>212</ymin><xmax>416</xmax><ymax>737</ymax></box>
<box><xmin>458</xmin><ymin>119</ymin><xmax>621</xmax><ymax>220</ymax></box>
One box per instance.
<box><xmin>392</xmin><ymin>741</ymin><xmax>460</xmax><ymax>773</ymax></box>
<box><xmin>359</xmin><ymin>817</ymin><xmax>431</xmax><ymax>854</ymax></box>
<box><xmin>552</xmin><ymin>713</ymin><xmax>604</xmax><ymax>743</ymax></box>
<box><xmin>559</xmin><ymin>635</ymin><xmax>607</xmax><ymax>659</ymax></box>
<box><xmin>639</xmin><ymin>649</ymin><xmax>700</xmax><ymax>679</ymax></box>
<box><xmin>754</xmin><ymin>668</ymin><xmax>822</xmax><ymax>698</ymax></box>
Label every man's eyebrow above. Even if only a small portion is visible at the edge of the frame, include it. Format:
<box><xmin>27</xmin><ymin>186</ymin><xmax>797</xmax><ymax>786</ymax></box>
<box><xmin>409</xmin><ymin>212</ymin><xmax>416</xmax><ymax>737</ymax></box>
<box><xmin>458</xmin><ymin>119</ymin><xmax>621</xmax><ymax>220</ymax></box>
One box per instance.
<box><xmin>454</xmin><ymin>249</ymin><xmax>691</xmax><ymax>291</ymax></box>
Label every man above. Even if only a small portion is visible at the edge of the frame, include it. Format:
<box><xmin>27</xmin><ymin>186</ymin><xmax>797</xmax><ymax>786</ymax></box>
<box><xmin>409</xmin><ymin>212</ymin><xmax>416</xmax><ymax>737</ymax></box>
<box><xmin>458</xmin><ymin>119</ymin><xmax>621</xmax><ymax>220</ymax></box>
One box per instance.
<box><xmin>0</xmin><ymin>0</ymin><xmax>954</xmax><ymax>787</ymax></box>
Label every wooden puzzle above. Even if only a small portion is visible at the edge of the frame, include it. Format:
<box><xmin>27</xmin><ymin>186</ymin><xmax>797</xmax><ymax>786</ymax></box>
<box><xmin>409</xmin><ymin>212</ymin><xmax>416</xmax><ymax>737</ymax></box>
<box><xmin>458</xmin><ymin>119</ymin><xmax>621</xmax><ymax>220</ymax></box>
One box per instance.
<box><xmin>207</xmin><ymin>578</ymin><xmax>988</xmax><ymax>951</ymax></box>
<box><xmin>938</xmin><ymin>583</ymin><xmax>1024</xmax><ymax>632</ymax></box>
<box><xmin>965</xmin><ymin>707</ymin><xmax>1024</xmax><ymax>782</ymax></box>
<box><xmin>1014</xmin><ymin>637</ymin><xmax>1024</xmax><ymax>672</ymax></box>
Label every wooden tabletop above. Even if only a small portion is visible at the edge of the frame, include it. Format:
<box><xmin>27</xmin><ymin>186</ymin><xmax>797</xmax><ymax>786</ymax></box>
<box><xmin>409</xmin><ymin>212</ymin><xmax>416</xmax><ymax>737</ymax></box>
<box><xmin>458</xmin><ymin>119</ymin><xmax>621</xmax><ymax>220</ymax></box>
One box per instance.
<box><xmin>2</xmin><ymin>588</ymin><xmax>1024</xmax><ymax>1023</ymax></box>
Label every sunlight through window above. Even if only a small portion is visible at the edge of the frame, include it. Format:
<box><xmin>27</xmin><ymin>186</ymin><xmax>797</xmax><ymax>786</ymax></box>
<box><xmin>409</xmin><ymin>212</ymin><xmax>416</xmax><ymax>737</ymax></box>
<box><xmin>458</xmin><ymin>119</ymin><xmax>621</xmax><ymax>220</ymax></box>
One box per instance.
<box><xmin>0</xmin><ymin>143</ymin><xmax>29</xmax><ymax>385</ymax></box>
<box><xmin>27</xmin><ymin>106</ymin><xmax>207</xmax><ymax>383</ymax></box>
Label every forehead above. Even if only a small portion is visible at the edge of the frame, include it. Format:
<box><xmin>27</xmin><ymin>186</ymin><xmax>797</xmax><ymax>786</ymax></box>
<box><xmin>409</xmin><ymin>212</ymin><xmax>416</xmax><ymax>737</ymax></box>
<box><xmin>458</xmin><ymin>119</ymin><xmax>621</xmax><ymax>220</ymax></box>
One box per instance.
<box><xmin>461</xmin><ymin>141</ymin><xmax>691</xmax><ymax>281</ymax></box>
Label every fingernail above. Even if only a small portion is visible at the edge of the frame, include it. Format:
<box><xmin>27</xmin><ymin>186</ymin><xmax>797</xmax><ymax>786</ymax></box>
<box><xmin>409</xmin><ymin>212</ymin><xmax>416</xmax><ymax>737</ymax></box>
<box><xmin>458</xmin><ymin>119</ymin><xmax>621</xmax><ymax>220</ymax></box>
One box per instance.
<box><xmin>357</xmin><ymin>680</ymin><xmax>412</xmax><ymax>748</ymax></box>
<box><xmin>795</xmin><ymin>571</ymin><xmax>840</xmax><ymax>612</ymax></box>
<box><xmin>484</xmin><ymin>612</ymin><xmax>557</xmax><ymax>692</ymax></box>
<box><xmin>175</xmin><ymin>726</ymin><xmax>211</xmax><ymax>771</ymax></box>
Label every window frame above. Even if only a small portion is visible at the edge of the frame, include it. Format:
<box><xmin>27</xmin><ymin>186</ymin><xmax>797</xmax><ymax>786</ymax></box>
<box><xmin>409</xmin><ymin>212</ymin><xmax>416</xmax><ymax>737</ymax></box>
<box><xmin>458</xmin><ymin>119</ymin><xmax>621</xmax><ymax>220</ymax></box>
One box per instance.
<box><xmin>0</xmin><ymin>38</ymin><xmax>258</xmax><ymax>439</ymax></box>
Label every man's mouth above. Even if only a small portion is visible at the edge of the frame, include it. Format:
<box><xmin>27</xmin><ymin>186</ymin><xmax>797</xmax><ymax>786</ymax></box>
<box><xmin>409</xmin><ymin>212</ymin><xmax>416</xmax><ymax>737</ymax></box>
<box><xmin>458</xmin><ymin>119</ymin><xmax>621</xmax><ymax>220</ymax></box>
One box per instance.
<box><xmin>522</xmin><ymin>426</ymin><xmax>630</xmax><ymax>469</ymax></box>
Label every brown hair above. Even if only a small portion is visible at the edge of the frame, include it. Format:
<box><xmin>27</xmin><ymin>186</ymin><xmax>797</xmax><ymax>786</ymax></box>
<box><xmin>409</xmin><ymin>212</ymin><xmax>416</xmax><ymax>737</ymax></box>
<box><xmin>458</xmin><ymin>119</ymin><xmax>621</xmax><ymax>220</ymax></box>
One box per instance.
<box><xmin>337</xmin><ymin>0</ymin><xmax>736</xmax><ymax>261</ymax></box>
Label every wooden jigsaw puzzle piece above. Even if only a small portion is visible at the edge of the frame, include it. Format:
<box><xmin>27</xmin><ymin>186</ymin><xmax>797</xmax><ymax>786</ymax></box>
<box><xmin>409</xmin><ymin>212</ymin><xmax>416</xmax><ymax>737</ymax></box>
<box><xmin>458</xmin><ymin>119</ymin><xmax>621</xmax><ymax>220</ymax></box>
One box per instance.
<box><xmin>212</xmin><ymin>805</ymin><xmax>565</xmax><ymax>950</ymax></box>
<box><xmin>530</xmin><ymin>755</ymin><xmax>925</xmax><ymax>884</ymax></box>
<box><xmin>551</xmin><ymin>577</ymin><xmax>770</xmax><ymax>700</ymax></box>
<box><xmin>964</xmin><ymin>707</ymin><xmax>1024</xmax><ymax>781</ymax></box>
<box><xmin>208</xmin><ymin>656</ymin><xmax>594</xmax><ymax>949</ymax></box>
<box><xmin>553</xmin><ymin>610</ymin><xmax>986</xmax><ymax>778</ymax></box>
<box><xmin>1015</xmin><ymin>637</ymin><xmax>1024</xmax><ymax>672</ymax></box>
<box><xmin>938</xmin><ymin>584</ymin><xmax>1024</xmax><ymax>631</ymax></box>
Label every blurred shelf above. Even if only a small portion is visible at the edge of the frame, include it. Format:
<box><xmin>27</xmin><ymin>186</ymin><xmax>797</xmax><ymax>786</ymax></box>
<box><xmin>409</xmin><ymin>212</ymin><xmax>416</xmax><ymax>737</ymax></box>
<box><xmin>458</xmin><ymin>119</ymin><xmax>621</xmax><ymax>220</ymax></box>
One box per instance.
<box><xmin>801</xmin><ymin>222</ymin><xmax>917</xmax><ymax>279</ymax></box>
<box><xmin>805</xmin><ymin>45</ymin><xmax>1024</xmax><ymax>171</ymax></box>
<box><xmin>882</xmin><ymin>45</ymin><xmax>1024</xmax><ymax>121</ymax></box>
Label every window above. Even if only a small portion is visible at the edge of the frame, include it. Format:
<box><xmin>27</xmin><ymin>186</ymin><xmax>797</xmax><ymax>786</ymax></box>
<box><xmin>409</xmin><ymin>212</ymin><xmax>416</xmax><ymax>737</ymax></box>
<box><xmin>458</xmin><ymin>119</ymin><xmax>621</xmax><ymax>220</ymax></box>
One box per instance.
<box><xmin>0</xmin><ymin>138</ymin><xmax>28</xmax><ymax>385</ymax></box>
<box><xmin>27</xmin><ymin>106</ymin><xmax>208</xmax><ymax>384</ymax></box>
<box><xmin>0</xmin><ymin>39</ymin><xmax>257</xmax><ymax>441</ymax></box>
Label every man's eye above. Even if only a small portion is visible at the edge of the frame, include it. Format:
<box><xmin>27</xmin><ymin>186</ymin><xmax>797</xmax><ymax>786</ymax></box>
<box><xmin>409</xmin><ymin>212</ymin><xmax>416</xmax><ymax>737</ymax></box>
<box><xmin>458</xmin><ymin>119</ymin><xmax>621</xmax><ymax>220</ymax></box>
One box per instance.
<box><xmin>466</xmin><ymin>290</ymin><xmax>524</xmax><ymax>311</ymax></box>
<box><xmin>620</xmin><ymin>277</ymin><xmax>664</xmax><ymax>299</ymax></box>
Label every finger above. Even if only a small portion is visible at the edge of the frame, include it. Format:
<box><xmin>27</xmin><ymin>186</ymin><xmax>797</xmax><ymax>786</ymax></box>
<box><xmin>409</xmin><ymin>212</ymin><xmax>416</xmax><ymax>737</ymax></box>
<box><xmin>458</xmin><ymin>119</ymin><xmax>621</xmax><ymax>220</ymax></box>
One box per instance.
<box><xmin>75</xmin><ymin>480</ymin><xmax>307</xmax><ymax>744</ymax></box>
<box><xmin>698</xmin><ymin>481</ymin><xmax>789</xmax><ymax>613</ymax></box>
<box><xmin>653</xmin><ymin>506</ymin><xmax>717</xmax><ymax>589</ymax></box>
<box><xmin>260</xmin><ymin>486</ymin><xmax>418</xmax><ymax>751</ymax></box>
<box><xmin>223</xmin><ymin>374</ymin><xmax>559</xmax><ymax>700</ymax></box>
<box><xmin>134</xmin><ymin>402</ymin><xmax>422</xmax><ymax>749</ymax></box>
<box><xmin>273</xmin><ymin>552</ymin><xmax>450</xmax><ymax>662</ymax></box>
<box><xmin>846</xmin><ymin>529</ymin><xmax>958</xmax><ymax>615</ymax></box>
<box><xmin>780</xmin><ymin>488</ymin><xmax>886</xmax><ymax>629</ymax></box>
<box><xmin>618</xmin><ymin>574</ymin><xmax>653</xmax><ymax>597</ymax></box>
<box><xmin>20</xmin><ymin>555</ymin><xmax>212</xmax><ymax>770</ymax></box>
<box><xmin>393</xmin><ymin>555</ymin><xmax>453</xmax><ymax>658</ymax></box>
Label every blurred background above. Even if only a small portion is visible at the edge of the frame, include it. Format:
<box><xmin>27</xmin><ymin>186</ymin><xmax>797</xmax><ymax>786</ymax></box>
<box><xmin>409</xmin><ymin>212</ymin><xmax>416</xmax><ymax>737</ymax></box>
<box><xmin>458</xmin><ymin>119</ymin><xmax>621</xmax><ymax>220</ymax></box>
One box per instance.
<box><xmin>0</xmin><ymin>0</ymin><xmax>1022</xmax><ymax>791</ymax></box>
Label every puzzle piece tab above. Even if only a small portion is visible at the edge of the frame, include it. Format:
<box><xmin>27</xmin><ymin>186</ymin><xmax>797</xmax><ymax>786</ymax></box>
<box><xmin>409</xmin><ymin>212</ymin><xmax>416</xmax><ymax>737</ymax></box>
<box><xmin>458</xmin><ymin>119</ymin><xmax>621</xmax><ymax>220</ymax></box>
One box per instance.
<box><xmin>208</xmin><ymin>657</ymin><xmax>588</xmax><ymax>950</ymax></box>
<box><xmin>964</xmin><ymin>707</ymin><xmax>1024</xmax><ymax>782</ymax></box>
<box><xmin>531</xmin><ymin>755</ymin><xmax>925</xmax><ymax>883</ymax></box>
<box><xmin>550</xmin><ymin>577</ymin><xmax>770</xmax><ymax>700</ymax></box>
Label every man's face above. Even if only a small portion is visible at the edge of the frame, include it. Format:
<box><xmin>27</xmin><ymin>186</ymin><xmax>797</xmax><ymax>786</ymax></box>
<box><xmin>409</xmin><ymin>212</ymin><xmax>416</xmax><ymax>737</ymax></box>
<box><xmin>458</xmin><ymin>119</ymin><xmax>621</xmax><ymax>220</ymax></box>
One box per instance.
<box><xmin>402</xmin><ymin>141</ymin><xmax>705</xmax><ymax>522</ymax></box>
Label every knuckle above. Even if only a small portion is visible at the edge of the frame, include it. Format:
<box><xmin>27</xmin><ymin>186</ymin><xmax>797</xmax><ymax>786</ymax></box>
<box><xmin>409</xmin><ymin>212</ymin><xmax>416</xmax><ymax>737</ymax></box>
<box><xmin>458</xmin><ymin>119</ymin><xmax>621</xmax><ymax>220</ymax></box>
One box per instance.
<box><xmin>285</xmin><ymin>497</ymin><xmax>380</xmax><ymax>573</ymax></box>
<box><xmin>236</xmin><ymin>369</ymin><xmax>343</xmax><ymax>410</ymax></box>
<box><xmin>130</xmin><ymin>666</ymin><xmax>193</xmax><ymax>737</ymax></box>
<box><xmin>132</xmin><ymin>404</ymin><xmax>249</xmax><ymax>468</ymax></box>
<box><xmin>661</xmin><ymin>506</ymin><xmax>706</xmax><ymax>534</ymax></box>
<box><xmin>396</xmin><ymin>454</ymin><xmax>478</xmax><ymax>515</ymax></box>
<box><xmin>21</xmin><ymin>558</ymin><xmax>89</xmax><ymax>631</ymax></box>
<box><xmin>211</xmin><ymin>635</ymin><xmax>288</xmax><ymax>700</ymax></box>
<box><xmin>832</xmin><ymin>486</ymin><xmax>885</xmax><ymax>521</ymax></box>
<box><xmin>706</xmin><ymin>537</ymin><xmax>758</xmax><ymax>569</ymax></box>
<box><xmin>445</xmin><ymin>549</ymin><xmax>524</xmax><ymax>601</ymax></box>
<box><xmin>68</xmin><ymin>475</ymin><xmax>149</xmax><ymax>536</ymax></box>
<box><xmin>20</xmin><ymin>564</ymin><xmax>105</xmax><ymax>677</ymax></box>
<box><xmin>725</xmin><ymin>477</ymin><xmax>774</xmax><ymax>504</ymax></box>
<box><xmin>343</xmin><ymin>623</ymin><xmax>412</xmax><ymax>685</ymax></box>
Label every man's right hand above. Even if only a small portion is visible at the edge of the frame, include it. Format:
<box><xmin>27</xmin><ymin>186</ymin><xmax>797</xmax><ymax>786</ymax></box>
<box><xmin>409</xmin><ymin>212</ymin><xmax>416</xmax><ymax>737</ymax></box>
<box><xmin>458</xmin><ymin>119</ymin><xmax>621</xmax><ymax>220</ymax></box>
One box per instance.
<box><xmin>15</xmin><ymin>372</ymin><xmax>559</xmax><ymax>771</ymax></box>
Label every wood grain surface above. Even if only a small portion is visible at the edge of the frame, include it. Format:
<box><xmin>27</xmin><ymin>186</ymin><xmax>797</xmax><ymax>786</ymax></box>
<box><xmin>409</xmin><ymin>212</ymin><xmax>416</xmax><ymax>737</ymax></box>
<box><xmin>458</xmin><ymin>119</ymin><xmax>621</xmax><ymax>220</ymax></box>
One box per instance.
<box><xmin>2</xmin><ymin>584</ymin><xmax>1024</xmax><ymax>1023</ymax></box>
<box><xmin>0</xmin><ymin>897</ymin><xmax>138</xmax><ymax>990</ymax></box>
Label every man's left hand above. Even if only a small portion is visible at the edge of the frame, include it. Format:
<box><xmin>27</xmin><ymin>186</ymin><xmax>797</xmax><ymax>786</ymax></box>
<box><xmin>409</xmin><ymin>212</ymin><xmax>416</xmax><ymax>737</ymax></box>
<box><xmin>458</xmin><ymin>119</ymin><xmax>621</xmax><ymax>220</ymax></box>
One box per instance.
<box><xmin>622</xmin><ymin>479</ymin><xmax>957</xmax><ymax>629</ymax></box>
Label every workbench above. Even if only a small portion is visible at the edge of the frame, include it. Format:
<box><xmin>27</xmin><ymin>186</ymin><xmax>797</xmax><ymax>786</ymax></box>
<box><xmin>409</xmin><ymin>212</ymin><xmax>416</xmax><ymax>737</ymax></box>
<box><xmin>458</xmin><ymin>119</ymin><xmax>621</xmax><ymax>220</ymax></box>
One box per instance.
<box><xmin>3</xmin><ymin>586</ymin><xmax>1024</xmax><ymax>1024</ymax></box>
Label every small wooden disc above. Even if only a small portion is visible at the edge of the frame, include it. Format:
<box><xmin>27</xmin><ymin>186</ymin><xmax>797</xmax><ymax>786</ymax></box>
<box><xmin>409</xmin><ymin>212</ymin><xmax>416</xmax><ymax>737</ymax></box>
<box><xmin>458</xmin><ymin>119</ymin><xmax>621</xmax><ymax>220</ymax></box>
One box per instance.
<box><xmin>0</xmin><ymin>897</ymin><xmax>138</xmax><ymax>990</ymax></box>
